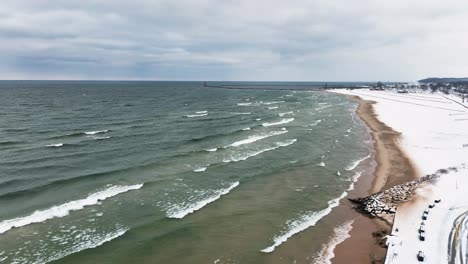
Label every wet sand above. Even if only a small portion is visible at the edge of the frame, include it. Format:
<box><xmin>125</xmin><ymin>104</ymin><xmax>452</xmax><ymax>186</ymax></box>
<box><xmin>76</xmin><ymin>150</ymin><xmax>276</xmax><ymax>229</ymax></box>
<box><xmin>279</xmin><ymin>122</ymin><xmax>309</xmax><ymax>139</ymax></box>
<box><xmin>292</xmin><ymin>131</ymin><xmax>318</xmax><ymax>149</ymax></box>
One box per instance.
<box><xmin>331</xmin><ymin>96</ymin><xmax>419</xmax><ymax>264</ymax></box>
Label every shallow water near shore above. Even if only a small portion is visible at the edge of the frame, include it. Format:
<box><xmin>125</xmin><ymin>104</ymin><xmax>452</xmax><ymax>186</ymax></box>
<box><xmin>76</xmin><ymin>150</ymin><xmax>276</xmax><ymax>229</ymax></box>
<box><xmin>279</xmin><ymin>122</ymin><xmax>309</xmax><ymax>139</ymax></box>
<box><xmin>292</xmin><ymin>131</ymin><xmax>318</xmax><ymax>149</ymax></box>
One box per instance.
<box><xmin>0</xmin><ymin>81</ymin><xmax>372</xmax><ymax>264</ymax></box>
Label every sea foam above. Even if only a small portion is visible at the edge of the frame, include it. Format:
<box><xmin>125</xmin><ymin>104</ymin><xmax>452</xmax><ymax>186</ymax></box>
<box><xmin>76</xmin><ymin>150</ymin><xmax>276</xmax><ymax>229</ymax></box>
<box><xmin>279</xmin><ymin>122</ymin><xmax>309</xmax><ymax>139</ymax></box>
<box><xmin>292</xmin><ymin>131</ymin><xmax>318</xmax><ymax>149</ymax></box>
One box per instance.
<box><xmin>262</xmin><ymin>118</ymin><xmax>294</xmax><ymax>127</ymax></box>
<box><xmin>313</xmin><ymin>220</ymin><xmax>354</xmax><ymax>264</ymax></box>
<box><xmin>0</xmin><ymin>184</ymin><xmax>143</xmax><ymax>234</ymax></box>
<box><xmin>223</xmin><ymin>139</ymin><xmax>296</xmax><ymax>163</ymax></box>
<box><xmin>345</xmin><ymin>154</ymin><xmax>371</xmax><ymax>171</ymax></box>
<box><xmin>166</xmin><ymin>181</ymin><xmax>239</xmax><ymax>219</ymax></box>
<box><xmin>46</xmin><ymin>143</ymin><xmax>64</xmax><ymax>147</ymax></box>
<box><xmin>229</xmin><ymin>130</ymin><xmax>287</xmax><ymax>147</ymax></box>
<box><xmin>260</xmin><ymin>191</ymin><xmax>347</xmax><ymax>253</ymax></box>
<box><xmin>84</xmin><ymin>130</ymin><xmax>109</xmax><ymax>135</ymax></box>
<box><xmin>260</xmin><ymin>170</ymin><xmax>364</xmax><ymax>254</ymax></box>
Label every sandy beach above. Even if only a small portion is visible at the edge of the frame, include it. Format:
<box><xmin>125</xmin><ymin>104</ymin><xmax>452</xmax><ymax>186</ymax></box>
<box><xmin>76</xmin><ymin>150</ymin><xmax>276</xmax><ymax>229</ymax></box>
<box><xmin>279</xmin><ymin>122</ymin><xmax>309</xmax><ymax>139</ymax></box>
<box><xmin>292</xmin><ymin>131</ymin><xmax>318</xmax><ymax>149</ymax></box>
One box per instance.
<box><xmin>331</xmin><ymin>89</ymin><xmax>468</xmax><ymax>263</ymax></box>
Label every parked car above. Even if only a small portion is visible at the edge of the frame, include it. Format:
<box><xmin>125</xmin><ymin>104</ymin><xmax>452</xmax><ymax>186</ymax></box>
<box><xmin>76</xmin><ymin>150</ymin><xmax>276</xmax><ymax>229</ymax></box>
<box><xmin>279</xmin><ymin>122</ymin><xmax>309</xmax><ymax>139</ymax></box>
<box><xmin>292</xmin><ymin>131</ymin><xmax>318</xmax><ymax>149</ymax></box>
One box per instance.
<box><xmin>417</xmin><ymin>251</ymin><xmax>425</xmax><ymax>261</ymax></box>
<box><xmin>422</xmin><ymin>212</ymin><xmax>428</xmax><ymax>220</ymax></box>
<box><xmin>429</xmin><ymin>203</ymin><xmax>435</xmax><ymax>208</ymax></box>
<box><xmin>419</xmin><ymin>225</ymin><xmax>425</xmax><ymax>233</ymax></box>
<box><xmin>435</xmin><ymin>199</ymin><xmax>441</xmax><ymax>203</ymax></box>
<box><xmin>419</xmin><ymin>231</ymin><xmax>426</xmax><ymax>241</ymax></box>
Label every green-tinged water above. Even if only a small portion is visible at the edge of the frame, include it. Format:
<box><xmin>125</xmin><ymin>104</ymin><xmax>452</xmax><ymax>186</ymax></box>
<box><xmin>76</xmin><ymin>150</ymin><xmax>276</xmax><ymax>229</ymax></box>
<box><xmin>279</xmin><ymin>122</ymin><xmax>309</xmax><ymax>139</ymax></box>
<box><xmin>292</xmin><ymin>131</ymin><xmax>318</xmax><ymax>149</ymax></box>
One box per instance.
<box><xmin>0</xmin><ymin>81</ymin><xmax>371</xmax><ymax>264</ymax></box>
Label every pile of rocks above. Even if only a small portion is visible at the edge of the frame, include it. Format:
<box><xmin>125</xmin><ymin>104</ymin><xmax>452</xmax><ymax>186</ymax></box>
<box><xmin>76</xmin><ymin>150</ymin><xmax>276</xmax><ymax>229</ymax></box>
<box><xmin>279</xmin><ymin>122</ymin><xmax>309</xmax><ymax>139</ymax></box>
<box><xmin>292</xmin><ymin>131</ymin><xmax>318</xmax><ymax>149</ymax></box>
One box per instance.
<box><xmin>349</xmin><ymin>171</ymin><xmax>445</xmax><ymax>217</ymax></box>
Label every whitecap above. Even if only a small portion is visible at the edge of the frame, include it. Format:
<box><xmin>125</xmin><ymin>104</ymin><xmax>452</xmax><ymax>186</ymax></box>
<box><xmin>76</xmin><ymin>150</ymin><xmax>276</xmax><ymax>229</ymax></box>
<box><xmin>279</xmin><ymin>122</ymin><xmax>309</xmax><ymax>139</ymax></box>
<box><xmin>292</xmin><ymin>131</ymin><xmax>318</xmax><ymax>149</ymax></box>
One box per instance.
<box><xmin>237</xmin><ymin>103</ymin><xmax>252</xmax><ymax>106</ymax></box>
<box><xmin>309</xmin><ymin>120</ymin><xmax>322</xmax><ymax>127</ymax></box>
<box><xmin>260</xmin><ymin>191</ymin><xmax>347</xmax><ymax>253</ymax></box>
<box><xmin>242</xmin><ymin>127</ymin><xmax>251</xmax><ymax>131</ymax></box>
<box><xmin>228</xmin><ymin>130</ymin><xmax>287</xmax><ymax>147</ymax></box>
<box><xmin>223</xmin><ymin>139</ymin><xmax>296</xmax><ymax>163</ymax></box>
<box><xmin>313</xmin><ymin>220</ymin><xmax>354</xmax><ymax>264</ymax></box>
<box><xmin>232</xmin><ymin>112</ymin><xmax>251</xmax><ymax>115</ymax></box>
<box><xmin>255</xmin><ymin>118</ymin><xmax>262</xmax><ymax>121</ymax></box>
<box><xmin>262</xmin><ymin>118</ymin><xmax>294</xmax><ymax>127</ymax></box>
<box><xmin>166</xmin><ymin>182</ymin><xmax>239</xmax><ymax>219</ymax></box>
<box><xmin>92</xmin><ymin>136</ymin><xmax>111</xmax><ymax>140</ymax></box>
<box><xmin>193</xmin><ymin>167</ymin><xmax>207</xmax><ymax>172</ymax></box>
<box><xmin>84</xmin><ymin>130</ymin><xmax>108</xmax><ymax>135</ymax></box>
<box><xmin>267</xmin><ymin>106</ymin><xmax>279</xmax><ymax>110</ymax></box>
<box><xmin>262</xmin><ymin>101</ymin><xmax>285</xmax><ymax>105</ymax></box>
<box><xmin>0</xmin><ymin>184</ymin><xmax>143</xmax><ymax>234</ymax></box>
<box><xmin>46</xmin><ymin>143</ymin><xmax>64</xmax><ymax>147</ymax></box>
<box><xmin>278</xmin><ymin>111</ymin><xmax>293</xmax><ymax>117</ymax></box>
<box><xmin>337</xmin><ymin>171</ymin><xmax>341</xmax><ymax>176</ymax></box>
<box><xmin>206</xmin><ymin>148</ymin><xmax>218</xmax><ymax>152</ymax></box>
<box><xmin>195</xmin><ymin>111</ymin><xmax>208</xmax><ymax>114</ymax></box>
<box><xmin>185</xmin><ymin>113</ymin><xmax>208</xmax><ymax>118</ymax></box>
<box><xmin>345</xmin><ymin>154</ymin><xmax>371</xmax><ymax>171</ymax></box>
<box><xmin>36</xmin><ymin>228</ymin><xmax>128</xmax><ymax>264</ymax></box>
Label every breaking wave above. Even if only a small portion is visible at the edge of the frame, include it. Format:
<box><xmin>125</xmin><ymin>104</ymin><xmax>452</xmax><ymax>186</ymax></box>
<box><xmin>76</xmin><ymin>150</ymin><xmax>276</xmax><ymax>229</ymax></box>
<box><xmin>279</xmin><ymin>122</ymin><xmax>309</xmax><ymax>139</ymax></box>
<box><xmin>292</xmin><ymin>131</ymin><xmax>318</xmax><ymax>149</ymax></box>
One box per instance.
<box><xmin>166</xmin><ymin>181</ymin><xmax>239</xmax><ymax>219</ymax></box>
<box><xmin>0</xmin><ymin>184</ymin><xmax>143</xmax><ymax>234</ymax></box>
<box><xmin>345</xmin><ymin>154</ymin><xmax>371</xmax><ymax>171</ymax></box>
<box><xmin>260</xmin><ymin>191</ymin><xmax>347</xmax><ymax>253</ymax></box>
<box><xmin>313</xmin><ymin>220</ymin><xmax>354</xmax><ymax>264</ymax></box>
<box><xmin>262</xmin><ymin>118</ymin><xmax>294</xmax><ymax>127</ymax></box>
<box><xmin>223</xmin><ymin>139</ymin><xmax>296</xmax><ymax>163</ymax></box>
<box><xmin>228</xmin><ymin>130</ymin><xmax>288</xmax><ymax>147</ymax></box>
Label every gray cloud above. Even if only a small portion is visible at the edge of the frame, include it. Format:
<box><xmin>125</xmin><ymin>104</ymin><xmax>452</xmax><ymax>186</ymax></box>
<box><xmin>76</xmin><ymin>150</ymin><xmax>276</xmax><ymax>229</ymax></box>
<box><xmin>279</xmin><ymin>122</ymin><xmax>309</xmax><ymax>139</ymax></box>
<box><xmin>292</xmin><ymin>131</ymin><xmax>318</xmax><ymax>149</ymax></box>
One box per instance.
<box><xmin>1</xmin><ymin>0</ymin><xmax>467</xmax><ymax>81</ymax></box>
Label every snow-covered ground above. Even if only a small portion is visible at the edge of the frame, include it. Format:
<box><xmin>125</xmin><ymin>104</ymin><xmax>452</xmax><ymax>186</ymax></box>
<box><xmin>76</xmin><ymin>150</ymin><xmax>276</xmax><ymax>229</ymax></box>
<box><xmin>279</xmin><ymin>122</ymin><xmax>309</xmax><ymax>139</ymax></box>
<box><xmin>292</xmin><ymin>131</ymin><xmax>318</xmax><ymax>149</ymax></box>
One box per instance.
<box><xmin>330</xmin><ymin>89</ymin><xmax>468</xmax><ymax>264</ymax></box>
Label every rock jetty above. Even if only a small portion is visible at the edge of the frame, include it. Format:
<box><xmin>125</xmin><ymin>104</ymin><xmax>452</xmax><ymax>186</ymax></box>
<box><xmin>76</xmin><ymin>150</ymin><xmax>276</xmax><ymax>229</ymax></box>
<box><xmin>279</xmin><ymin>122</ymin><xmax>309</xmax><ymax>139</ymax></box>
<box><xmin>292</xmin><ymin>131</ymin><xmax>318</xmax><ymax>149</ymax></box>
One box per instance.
<box><xmin>349</xmin><ymin>167</ymin><xmax>456</xmax><ymax>217</ymax></box>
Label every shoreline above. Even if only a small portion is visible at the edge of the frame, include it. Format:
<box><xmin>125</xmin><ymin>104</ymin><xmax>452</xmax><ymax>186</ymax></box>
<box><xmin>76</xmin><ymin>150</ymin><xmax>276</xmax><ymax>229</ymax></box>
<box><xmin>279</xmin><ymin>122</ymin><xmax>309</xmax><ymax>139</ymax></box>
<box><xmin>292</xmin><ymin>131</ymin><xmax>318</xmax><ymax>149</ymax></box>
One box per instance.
<box><xmin>329</xmin><ymin>89</ymin><xmax>468</xmax><ymax>264</ymax></box>
<box><xmin>331</xmin><ymin>94</ymin><xmax>418</xmax><ymax>263</ymax></box>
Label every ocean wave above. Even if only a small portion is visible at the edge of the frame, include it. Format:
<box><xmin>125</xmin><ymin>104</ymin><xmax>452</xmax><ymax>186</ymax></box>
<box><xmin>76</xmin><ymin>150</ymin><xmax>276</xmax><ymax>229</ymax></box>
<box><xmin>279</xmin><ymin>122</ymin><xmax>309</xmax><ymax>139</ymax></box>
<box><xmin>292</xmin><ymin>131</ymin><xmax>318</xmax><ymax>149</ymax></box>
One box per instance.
<box><xmin>347</xmin><ymin>171</ymin><xmax>364</xmax><ymax>191</ymax></box>
<box><xmin>223</xmin><ymin>139</ymin><xmax>296</xmax><ymax>163</ymax></box>
<box><xmin>84</xmin><ymin>130</ymin><xmax>109</xmax><ymax>135</ymax></box>
<box><xmin>237</xmin><ymin>103</ymin><xmax>252</xmax><ymax>106</ymax></box>
<box><xmin>46</xmin><ymin>143</ymin><xmax>64</xmax><ymax>147</ymax></box>
<box><xmin>267</xmin><ymin>106</ymin><xmax>279</xmax><ymax>110</ymax></box>
<box><xmin>262</xmin><ymin>101</ymin><xmax>284</xmax><ymax>105</ymax></box>
<box><xmin>242</xmin><ymin>127</ymin><xmax>251</xmax><ymax>131</ymax></box>
<box><xmin>90</xmin><ymin>136</ymin><xmax>111</xmax><ymax>140</ymax></box>
<box><xmin>193</xmin><ymin>167</ymin><xmax>207</xmax><ymax>172</ymax></box>
<box><xmin>262</xmin><ymin>118</ymin><xmax>294</xmax><ymax>127</ymax></box>
<box><xmin>35</xmin><ymin>228</ymin><xmax>129</xmax><ymax>264</ymax></box>
<box><xmin>195</xmin><ymin>111</ymin><xmax>208</xmax><ymax>114</ymax></box>
<box><xmin>184</xmin><ymin>113</ymin><xmax>208</xmax><ymax>118</ymax></box>
<box><xmin>231</xmin><ymin>112</ymin><xmax>251</xmax><ymax>115</ymax></box>
<box><xmin>0</xmin><ymin>184</ymin><xmax>143</xmax><ymax>234</ymax></box>
<box><xmin>313</xmin><ymin>220</ymin><xmax>354</xmax><ymax>264</ymax></box>
<box><xmin>278</xmin><ymin>111</ymin><xmax>293</xmax><ymax>117</ymax></box>
<box><xmin>260</xmin><ymin>190</ymin><xmax>347</xmax><ymax>253</ymax></box>
<box><xmin>228</xmin><ymin>130</ymin><xmax>288</xmax><ymax>147</ymax></box>
<box><xmin>309</xmin><ymin>120</ymin><xmax>322</xmax><ymax>126</ymax></box>
<box><xmin>206</xmin><ymin>148</ymin><xmax>218</xmax><ymax>152</ymax></box>
<box><xmin>345</xmin><ymin>154</ymin><xmax>371</xmax><ymax>171</ymax></box>
<box><xmin>166</xmin><ymin>181</ymin><xmax>239</xmax><ymax>219</ymax></box>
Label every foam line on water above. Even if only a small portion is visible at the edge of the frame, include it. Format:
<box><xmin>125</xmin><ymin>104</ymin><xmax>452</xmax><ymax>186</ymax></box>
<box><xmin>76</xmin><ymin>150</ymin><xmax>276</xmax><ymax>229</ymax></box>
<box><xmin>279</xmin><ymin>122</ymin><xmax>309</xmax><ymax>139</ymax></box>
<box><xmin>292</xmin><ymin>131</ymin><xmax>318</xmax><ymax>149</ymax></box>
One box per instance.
<box><xmin>260</xmin><ymin>191</ymin><xmax>347</xmax><ymax>253</ymax></box>
<box><xmin>84</xmin><ymin>130</ymin><xmax>108</xmax><ymax>135</ymax></box>
<box><xmin>262</xmin><ymin>118</ymin><xmax>294</xmax><ymax>127</ymax></box>
<box><xmin>166</xmin><ymin>181</ymin><xmax>239</xmax><ymax>219</ymax></box>
<box><xmin>260</xmin><ymin>170</ymin><xmax>364</xmax><ymax>254</ymax></box>
<box><xmin>345</xmin><ymin>154</ymin><xmax>371</xmax><ymax>171</ymax></box>
<box><xmin>313</xmin><ymin>220</ymin><xmax>354</xmax><ymax>264</ymax></box>
<box><xmin>223</xmin><ymin>139</ymin><xmax>297</xmax><ymax>163</ymax></box>
<box><xmin>0</xmin><ymin>184</ymin><xmax>143</xmax><ymax>234</ymax></box>
<box><xmin>229</xmin><ymin>130</ymin><xmax>288</xmax><ymax>147</ymax></box>
<box><xmin>38</xmin><ymin>228</ymin><xmax>128</xmax><ymax>264</ymax></box>
<box><xmin>46</xmin><ymin>143</ymin><xmax>64</xmax><ymax>147</ymax></box>
<box><xmin>185</xmin><ymin>113</ymin><xmax>208</xmax><ymax>118</ymax></box>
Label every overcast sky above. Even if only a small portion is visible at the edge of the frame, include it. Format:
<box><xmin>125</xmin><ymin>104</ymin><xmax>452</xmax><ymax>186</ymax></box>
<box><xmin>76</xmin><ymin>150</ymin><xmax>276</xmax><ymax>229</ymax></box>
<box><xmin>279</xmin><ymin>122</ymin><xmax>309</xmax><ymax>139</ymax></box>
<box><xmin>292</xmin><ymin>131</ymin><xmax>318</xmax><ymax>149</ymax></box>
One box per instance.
<box><xmin>1</xmin><ymin>0</ymin><xmax>467</xmax><ymax>81</ymax></box>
